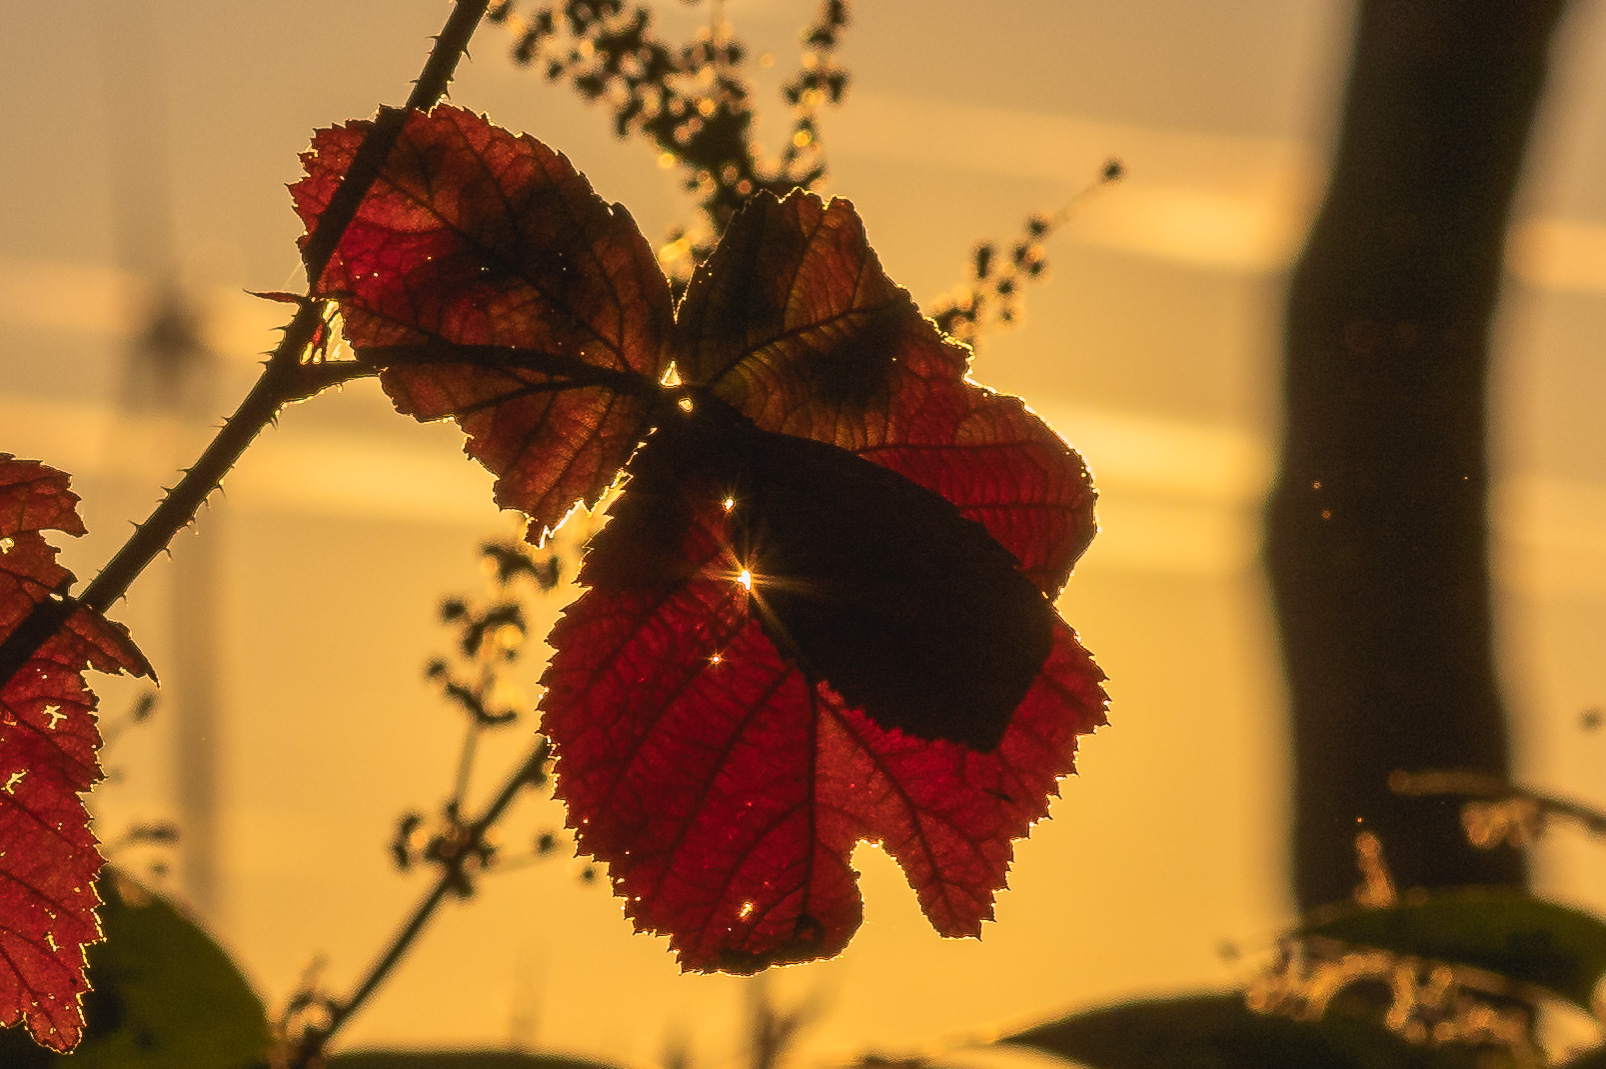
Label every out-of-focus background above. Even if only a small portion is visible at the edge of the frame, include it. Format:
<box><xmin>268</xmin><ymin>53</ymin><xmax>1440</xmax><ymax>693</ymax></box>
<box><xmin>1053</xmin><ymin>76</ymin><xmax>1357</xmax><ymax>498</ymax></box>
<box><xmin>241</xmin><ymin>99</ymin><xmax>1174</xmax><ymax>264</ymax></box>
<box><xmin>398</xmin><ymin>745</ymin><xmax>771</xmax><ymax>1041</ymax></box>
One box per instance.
<box><xmin>4</xmin><ymin>0</ymin><xmax>1606</xmax><ymax>1062</ymax></box>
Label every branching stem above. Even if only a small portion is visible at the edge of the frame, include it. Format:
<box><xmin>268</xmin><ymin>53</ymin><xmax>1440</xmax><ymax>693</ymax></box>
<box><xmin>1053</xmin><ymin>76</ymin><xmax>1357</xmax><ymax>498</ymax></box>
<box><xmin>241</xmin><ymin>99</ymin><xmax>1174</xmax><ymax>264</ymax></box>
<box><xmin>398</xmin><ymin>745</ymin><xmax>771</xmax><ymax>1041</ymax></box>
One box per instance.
<box><xmin>287</xmin><ymin>739</ymin><xmax>550</xmax><ymax>1068</ymax></box>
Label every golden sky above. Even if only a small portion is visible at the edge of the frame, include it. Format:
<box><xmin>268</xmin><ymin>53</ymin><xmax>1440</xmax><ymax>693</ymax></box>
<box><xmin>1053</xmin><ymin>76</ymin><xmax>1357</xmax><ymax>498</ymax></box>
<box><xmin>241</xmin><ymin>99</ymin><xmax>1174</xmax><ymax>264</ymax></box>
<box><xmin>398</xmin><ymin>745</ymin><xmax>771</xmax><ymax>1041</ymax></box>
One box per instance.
<box><xmin>6</xmin><ymin>1</ymin><xmax>1606</xmax><ymax>1064</ymax></box>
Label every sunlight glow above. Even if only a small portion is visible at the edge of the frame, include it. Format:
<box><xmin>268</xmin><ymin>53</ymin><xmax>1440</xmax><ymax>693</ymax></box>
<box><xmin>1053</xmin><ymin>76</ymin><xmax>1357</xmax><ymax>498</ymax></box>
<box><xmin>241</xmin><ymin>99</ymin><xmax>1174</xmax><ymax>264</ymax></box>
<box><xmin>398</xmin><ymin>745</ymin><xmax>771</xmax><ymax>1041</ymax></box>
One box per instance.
<box><xmin>737</xmin><ymin>569</ymin><xmax>752</xmax><ymax>590</ymax></box>
<box><xmin>722</xmin><ymin>496</ymin><xmax>735</xmax><ymax>511</ymax></box>
<box><xmin>709</xmin><ymin>653</ymin><xmax>723</xmax><ymax>665</ymax></box>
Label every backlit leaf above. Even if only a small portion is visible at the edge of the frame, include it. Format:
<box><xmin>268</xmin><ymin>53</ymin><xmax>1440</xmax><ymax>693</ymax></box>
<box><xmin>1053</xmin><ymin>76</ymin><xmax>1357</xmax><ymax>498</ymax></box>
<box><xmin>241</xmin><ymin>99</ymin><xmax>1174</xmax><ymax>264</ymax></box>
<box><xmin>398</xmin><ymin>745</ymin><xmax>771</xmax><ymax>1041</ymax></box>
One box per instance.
<box><xmin>0</xmin><ymin>457</ymin><xmax>150</xmax><ymax>1053</ymax></box>
<box><xmin>541</xmin><ymin>408</ymin><xmax>1104</xmax><ymax>969</ymax></box>
<box><xmin>291</xmin><ymin>105</ymin><xmax>673</xmax><ymax>536</ymax></box>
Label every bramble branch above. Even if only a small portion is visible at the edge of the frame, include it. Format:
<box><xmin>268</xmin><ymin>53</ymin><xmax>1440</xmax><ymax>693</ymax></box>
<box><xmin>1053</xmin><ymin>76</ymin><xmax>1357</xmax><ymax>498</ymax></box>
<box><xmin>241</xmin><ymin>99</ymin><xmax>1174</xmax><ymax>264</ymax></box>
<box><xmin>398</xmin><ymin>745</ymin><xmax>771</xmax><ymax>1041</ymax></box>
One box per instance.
<box><xmin>0</xmin><ymin>0</ymin><xmax>493</xmax><ymax>693</ymax></box>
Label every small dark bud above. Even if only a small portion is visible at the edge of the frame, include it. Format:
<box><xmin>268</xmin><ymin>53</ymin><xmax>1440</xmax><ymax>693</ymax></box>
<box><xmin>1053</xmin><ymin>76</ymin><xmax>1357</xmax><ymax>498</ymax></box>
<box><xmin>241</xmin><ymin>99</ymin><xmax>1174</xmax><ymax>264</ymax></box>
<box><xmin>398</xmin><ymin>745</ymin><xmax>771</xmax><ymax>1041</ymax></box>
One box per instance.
<box><xmin>972</xmin><ymin>243</ymin><xmax>994</xmax><ymax>280</ymax></box>
<box><xmin>515</xmin><ymin>30</ymin><xmax>542</xmax><ymax>64</ymax></box>
<box><xmin>1102</xmin><ymin>158</ymin><xmax>1124</xmax><ymax>182</ymax></box>
<box><xmin>390</xmin><ymin>812</ymin><xmax>425</xmax><ymax>870</ymax></box>
<box><xmin>535</xmin><ymin>556</ymin><xmax>563</xmax><ymax>590</ymax></box>
<box><xmin>122</xmin><ymin>821</ymin><xmax>180</xmax><ymax>846</ymax></box>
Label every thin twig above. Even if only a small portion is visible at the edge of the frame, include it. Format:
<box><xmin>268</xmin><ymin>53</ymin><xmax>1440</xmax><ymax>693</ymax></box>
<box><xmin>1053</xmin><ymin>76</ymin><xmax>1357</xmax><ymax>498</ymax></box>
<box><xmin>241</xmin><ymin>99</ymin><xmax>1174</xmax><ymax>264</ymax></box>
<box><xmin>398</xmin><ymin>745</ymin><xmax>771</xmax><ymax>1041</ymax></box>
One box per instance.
<box><xmin>1389</xmin><ymin>768</ymin><xmax>1606</xmax><ymax>837</ymax></box>
<box><xmin>287</xmin><ymin>739</ymin><xmax>550</xmax><ymax>1068</ymax></box>
<box><xmin>0</xmin><ymin>0</ymin><xmax>492</xmax><ymax>693</ymax></box>
<box><xmin>449</xmin><ymin>713</ymin><xmax>481</xmax><ymax>811</ymax></box>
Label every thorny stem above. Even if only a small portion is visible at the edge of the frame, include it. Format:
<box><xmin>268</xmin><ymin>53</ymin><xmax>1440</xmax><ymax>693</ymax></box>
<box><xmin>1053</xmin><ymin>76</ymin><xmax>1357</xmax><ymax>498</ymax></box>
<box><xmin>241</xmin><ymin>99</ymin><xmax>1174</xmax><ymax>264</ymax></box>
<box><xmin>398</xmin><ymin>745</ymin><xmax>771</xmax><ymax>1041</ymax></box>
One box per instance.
<box><xmin>0</xmin><ymin>0</ymin><xmax>492</xmax><ymax>693</ymax></box>
<box><xmin>286</xmin><ymin>739</ymin><xmax>551</xmax><ymax>1069</ymax></box>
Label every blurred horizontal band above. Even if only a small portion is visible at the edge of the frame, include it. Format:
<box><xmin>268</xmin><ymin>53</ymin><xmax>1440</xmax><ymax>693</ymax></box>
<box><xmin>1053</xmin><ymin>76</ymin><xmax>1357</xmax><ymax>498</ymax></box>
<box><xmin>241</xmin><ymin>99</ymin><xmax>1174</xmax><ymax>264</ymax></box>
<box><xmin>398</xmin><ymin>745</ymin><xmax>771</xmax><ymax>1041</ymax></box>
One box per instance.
<box><xmin>5</xmin><ymin>390</ymin><xmax>1603</xmax><ymax>589</ymax></box>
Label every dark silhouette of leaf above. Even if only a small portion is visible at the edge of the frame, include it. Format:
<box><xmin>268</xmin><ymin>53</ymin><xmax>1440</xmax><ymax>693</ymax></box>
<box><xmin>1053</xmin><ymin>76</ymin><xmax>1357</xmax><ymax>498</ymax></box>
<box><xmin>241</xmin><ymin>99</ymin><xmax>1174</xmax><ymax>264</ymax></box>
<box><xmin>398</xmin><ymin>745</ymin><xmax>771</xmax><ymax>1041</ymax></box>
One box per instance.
<box><xmin>0</xmin><ymin>458</ymin><xmax>150</xmax><ymax>1053</ymax></box>
<box><xmin>1304</xmin><ymin>890</ymin><xmax>1606</xmax><ymax>1012</ymax></box>
<box><xmin>0</xmin><ymin>868</ymin><xmax>270</xmax><ymax>1067</ymax></box>
<box><xmin>1000</xmin><ymin>993</ymin><xmax>1480</xmax><ymax>1069</ymax></box>
<box><xmin>593</xmin><ymin>406</ymin><xmax>1056</xmax><ymax>751</ymax></box>
<box><xmin>291</xmin><ymin>105</ymin><xmax>672</xmax><ymax>536</ymax></box>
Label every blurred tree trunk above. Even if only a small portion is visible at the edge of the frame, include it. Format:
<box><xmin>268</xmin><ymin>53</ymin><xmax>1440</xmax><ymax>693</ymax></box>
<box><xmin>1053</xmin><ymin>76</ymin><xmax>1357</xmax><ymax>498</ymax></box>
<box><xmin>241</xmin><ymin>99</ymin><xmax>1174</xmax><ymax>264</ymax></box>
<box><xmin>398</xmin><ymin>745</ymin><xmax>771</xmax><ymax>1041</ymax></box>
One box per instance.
<box><xmin>1268</xmin><ymin>0</ymin><xmax>1566</xmax><ymax>911</ymax></box>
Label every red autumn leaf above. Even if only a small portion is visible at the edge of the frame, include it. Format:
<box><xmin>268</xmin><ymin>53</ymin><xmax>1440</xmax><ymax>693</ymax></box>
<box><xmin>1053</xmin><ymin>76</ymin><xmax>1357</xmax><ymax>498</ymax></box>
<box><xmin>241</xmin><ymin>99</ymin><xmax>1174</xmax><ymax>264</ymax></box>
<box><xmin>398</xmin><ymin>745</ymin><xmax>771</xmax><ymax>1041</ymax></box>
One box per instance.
<box><xmin>0</xmin><ymin>456</ymin><xmax>150</xmax><ymax>1052</ymax></box>
<box><xmin>291</xmin><ymin>104</ymin><xmax>673</xmax><ymax>536</ymax></box>
<box><xmin>543</xmin><ymin>190</ymin><xmax>1105</xmax><ymax>968</ymax></box>
<box><xmin>298</xmin><ymin>108</ymin><xmax>1105</xmax><ymax>970</ymax></box>
<box><xmin>541</xmin><ymin>414</ymin><xmax>1105</xmax><ymax>969</ymax></box>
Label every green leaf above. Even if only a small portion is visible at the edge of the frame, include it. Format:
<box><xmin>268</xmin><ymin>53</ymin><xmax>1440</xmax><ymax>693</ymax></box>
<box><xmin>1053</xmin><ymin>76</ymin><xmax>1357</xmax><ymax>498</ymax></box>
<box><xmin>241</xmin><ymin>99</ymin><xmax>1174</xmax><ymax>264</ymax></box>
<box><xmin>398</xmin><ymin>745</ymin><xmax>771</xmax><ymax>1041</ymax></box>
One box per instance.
<box><xmin>998</xmin><ymin>993</ymin><xmax>1480</xmax><ymax>1069</ymax></box>
<box><xmin>326</xmin><ymin>1054</ymin><xmax>624</xmax><ymax>1069</ymax></box>
<box><xmin>0</xmin><ymin>869</ymin><xmax>270</xmax><ymax>1067</ymax></box>
<box><xmin>1304</xmin><ymin>890</ymin><xmax>1606</xmax><ymax>1012</ymax></box>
